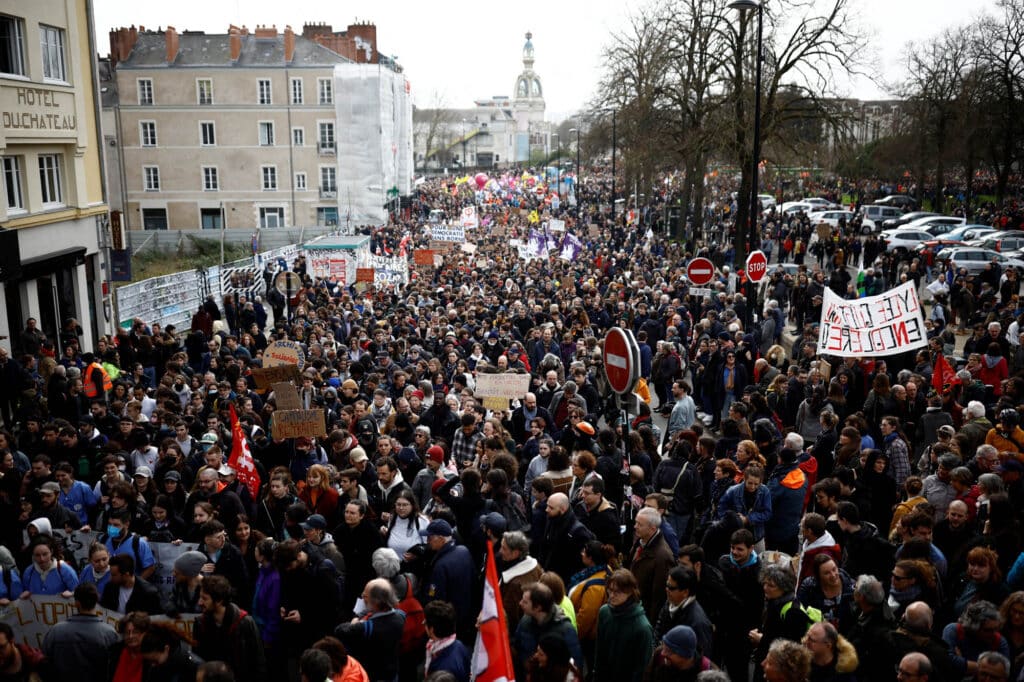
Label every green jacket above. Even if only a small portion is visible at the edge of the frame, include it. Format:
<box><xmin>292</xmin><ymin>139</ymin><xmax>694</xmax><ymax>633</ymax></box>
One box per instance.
<box><xmin>594</xmin><ymin>601</ymin><xmax>656</xmax><ymax>682</ymax></box>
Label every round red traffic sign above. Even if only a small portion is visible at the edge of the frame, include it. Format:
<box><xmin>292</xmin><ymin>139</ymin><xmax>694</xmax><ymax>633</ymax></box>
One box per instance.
<box><xmin>746</xmin><ymin>250</ymin><xmax>768</xmax><ymax>283</ymax></box>
<box><xmin>686</xmin><ymin>258</ymin><xmax>715</xmax><ymax>286</ymax></box>
<box><xmin>603</xmin><ymin>327</ymin><xmax>639</xmax><ymax>395</ymax></box>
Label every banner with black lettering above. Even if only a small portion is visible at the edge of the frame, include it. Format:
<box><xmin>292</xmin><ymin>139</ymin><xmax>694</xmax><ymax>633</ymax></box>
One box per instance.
<box><xmin>817</xmin><ymin>280</ymin><xmax>927</xmax><ymax>357</ymax></box>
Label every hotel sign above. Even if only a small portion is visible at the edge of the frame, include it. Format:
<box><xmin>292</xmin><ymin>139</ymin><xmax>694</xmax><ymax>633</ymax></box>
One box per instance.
<box><xmin>1</xmin><ymin>85</ymin><xmax>78</xmax><ymax>138</ymax></box>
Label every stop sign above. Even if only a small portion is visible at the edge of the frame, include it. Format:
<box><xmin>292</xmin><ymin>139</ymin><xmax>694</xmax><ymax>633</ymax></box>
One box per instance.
<box><xmin>686</xmin><ymin>257</ymin><xmax>715</xmax><ymax>286</ymax></box>
<box><xmin>746</xmin><ymin>250</ymin><xmax>768</xmax><ymax>283</ymax></box>
<box><xmin>603</xmin><ymin>327</ymin><xmax>640</xmax><ymax>395</ymax></box>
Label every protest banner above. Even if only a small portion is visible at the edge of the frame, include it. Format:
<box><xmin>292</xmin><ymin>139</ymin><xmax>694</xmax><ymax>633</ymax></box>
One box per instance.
<box><xmin>414</xmin><ymin>249</ymin><xmax>435</xmax><ymax>265</ymax></box>
<box><xmin>52</xmin><ymin>529</ymin><xmax>99</xmax><ymax>568</ymax></box>
<box><xmin>263</xmin><ymin>340</ymin><xmax>306</xmax><ymax>369</ymax></box>
<box><xmin>817</xmin><ymin>280</ymin><xmax>926</xmax><ymax>357</ymax></box>
<box><xmin>272</xmin><ymin>409</ymin><xmax>327</xmax><ymax>439</ymax></box>
<box><xmin>474</xmin><ymin>373</ymin><xmax>532</xmax><ymax>399</ymax></box>
<box><xmin>272</xmin><ymin>382</ymin><xmax>302</xmax><ymax>411</ymax></box>
<box><xmin>307</xmin><ymin>253</ymin><xmax>349</xmax><ymax>284</ymax></box>
<box><xmin>251</xmin><ymin>363</ymin><xmax>302</xmax><ymax>389</ymax></box>
<box><xmin>460</xmin><ymin>205</ymin><xmax>479</xmax><ymax>229</ymax></box>
<box><xmin>356</xmin><ymin>268</ymin><xmax>375</xmax><ymax>283</ymax></box>
<box><xmin>150</xmin><ymin>541</ymin><xmax>200</xmax><ymax>600</ymax></box>
<box><xmin>481</xmin><ymin>396</ymin><xmax>510</xmax><ymax>411</ymax></box>
<box><xmin>432</xmin><ymin>225</ymin><xmax>466</xmax><ymax>243</ymax></box>
<box><xmin>461</xmin><ymin>242</ymin><xmax>477</xmax><ymax>254</ymax></box>
<box><xmin>549</xmin><ymin>218</ymin><xmax>565</xmax><ymax>232</ymax></box>
<box><xmin>0</xmin><ymin>595</ymin><xmax>196</xmax><ymax>648</ymax></box>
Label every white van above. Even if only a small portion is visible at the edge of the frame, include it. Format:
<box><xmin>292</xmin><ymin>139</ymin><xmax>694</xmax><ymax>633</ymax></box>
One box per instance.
<box><xmin>859</xmin><ymin>205</ymin><xmax>903</xmax><ymax>234</ymax></box>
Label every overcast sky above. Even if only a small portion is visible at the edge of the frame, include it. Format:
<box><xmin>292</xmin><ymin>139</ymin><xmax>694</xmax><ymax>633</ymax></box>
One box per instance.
<box><xmin>93</xmin><ymin>0</ymin><xmax>996</xmax><ymax>122</ymax></box>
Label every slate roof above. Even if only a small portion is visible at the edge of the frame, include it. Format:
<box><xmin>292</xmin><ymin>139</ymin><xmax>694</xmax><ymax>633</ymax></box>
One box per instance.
<box><xmin>118</xmin><ymin>32</ymin><xmax>351</xmax><ymax>68</ymax></box>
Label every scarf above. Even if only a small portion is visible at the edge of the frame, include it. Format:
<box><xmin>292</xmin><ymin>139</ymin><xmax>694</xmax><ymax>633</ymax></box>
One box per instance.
<box><xmin>570</xmin><ymin>564</ymin><xmax>606</xmax><ymax>588</ymax></box>
<box><xmin>888</xmin><ymin>584</ymin><xmax>921</xmax><ymax>612</ymax></box>
<box><xmin>984</xmin><ymin>354</ymin><xmax>1002</xmax><ymax>369</ymax></box>
<box><xmin>425</xmin><ymin>634</ymin><xmax>458</xmax><ymax>672</ymax></box>
<box><xmin>609</xmin><ymin>597</ymin><xmax>638</xmax><ymax>616</ymax></box>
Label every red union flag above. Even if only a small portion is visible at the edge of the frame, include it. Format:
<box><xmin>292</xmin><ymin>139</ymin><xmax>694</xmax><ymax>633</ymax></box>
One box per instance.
<box><xmin>471</xmin><ymin>540</ymin><xmax>515</xmax><ymax>682</ymax></box>
<box><xmin>228</xmin><ymin>404</ymin><xmax>260</xmax><ymax>499</ymax></box>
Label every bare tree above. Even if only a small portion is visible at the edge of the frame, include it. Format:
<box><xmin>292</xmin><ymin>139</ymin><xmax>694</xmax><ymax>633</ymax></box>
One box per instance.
<box><xmin>412</xmin><ymin>91</ymin><xmax>457</xmax><ymax>170</ymax></box>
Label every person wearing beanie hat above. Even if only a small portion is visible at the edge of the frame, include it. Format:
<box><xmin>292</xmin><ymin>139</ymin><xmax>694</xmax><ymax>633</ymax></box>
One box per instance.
<box><xmin>646</xmin><ymin>625</ymin><xmax>714</xmax><ymax>680</ymax></box>
<box><xmin>412</xmin><ymin>444</ymin><xmax>451</xmax><ymax>509</ymax></box>
<box><xmin>165</xmin><ymin>550</ymin><xmax>208</xmax><ymax>615</ymax></box>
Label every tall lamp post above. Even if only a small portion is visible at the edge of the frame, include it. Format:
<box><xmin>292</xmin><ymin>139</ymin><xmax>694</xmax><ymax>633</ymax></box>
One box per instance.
<box><xmin>729</xmin><ymin>0</ymin><xmax>764</xmax><ymax>271</ymax></box>
<box><xmin>552</xmin><ymin>132</ymin><xmax>560</xmax><ymax>198</ymax></box>
<box><xmin>461</xmin><ymin>118</ymin><xmax>468</xmax><ymax>170</ymax></box>
<box><xmin>569</xmin><ymin>127</ymin><xmax>581</xmax><ymax>223</ymax></box>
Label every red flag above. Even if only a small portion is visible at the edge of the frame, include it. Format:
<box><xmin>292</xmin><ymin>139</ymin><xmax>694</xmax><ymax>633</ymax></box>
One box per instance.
<box><xmin>932</xmin><ymin>353</ymin><xmax>960</xmax><ymax>395</ymax></box>
<box><xmin>227</xmin><ymin>404</ymin><xmax>260</xmax><ymax>500</ymax></box>
<box><xmin>471</xmin><ymin>540</ymin><xmax>516</xmax><ymax>682</ymax></box>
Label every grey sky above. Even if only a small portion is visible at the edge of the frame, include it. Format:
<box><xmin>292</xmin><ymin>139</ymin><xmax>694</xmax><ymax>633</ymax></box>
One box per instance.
<box><xmin>93</xmin><ymin>0</ymin><xmax>996</xmax><ymax>122</ymax></box>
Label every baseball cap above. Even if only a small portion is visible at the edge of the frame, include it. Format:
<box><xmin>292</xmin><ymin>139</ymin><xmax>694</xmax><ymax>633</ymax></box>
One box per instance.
<box><xmin>40</xmin><ymin>481</ymin><xmax>60</xmax><ymax>495</ymax></box>
<box><xmin>662</xmin><ymin>625</ymin><xmax>697</xmax><ymax>658</ymax></box>
<box><xmin>300</xmin><ymin>514</ymin><xmax>327</xmax><ymax>531</ymax></box>
<box><xmin>164</xmin><ymin>470</ymin><xmax>182</xmax><ymax>482</ymax></box>
<box><xmin>481</xmin><ymin>512</ymin><xmax>507</xmax><ymax>535</ymax></box>
<box><xmin>419</xmin><ymin>519</ymin><xmax>453</xmax><ymax>538</ymax></box>
<box><xmin>349</xmin><ymin>447</ymin><xmax>368</xmax><ymax>463</ymax></box>
<box><xmin>200</xmin><ymin>432</ymin><xmax>218</xmax><ymax>446</ymax></box>
<box><xmin>133</xmin><ymin>465</ymin><xmax>153</xmax><ymax>479</ymax></box>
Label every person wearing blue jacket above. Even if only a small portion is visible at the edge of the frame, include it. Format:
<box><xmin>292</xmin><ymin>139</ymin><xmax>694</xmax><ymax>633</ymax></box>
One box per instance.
<box><xmin>0</xmin><ymin>564</ymin><xmax>22</xmax><ymax>604</ymax></box>
<box><xmin>20</xmin><ymin>536</ymin><xmax>78</xmax><ymax>596</ymax></box>
<box><xmin>716</xmin><ymin>465</ymin><xmax>772</xmax><ymax>545</ymax></box>
<box><xmin>56</xmin><ymin>463</ymin><xmax>97</xmax><ymax>527</ymax></box>
<box><xmin>424</xmin><ymin>600</ymin><xmax>471</xmax><ymax>682</ymax></box>
<box><xmin>420</xmin><ymin>519</ymin><xmax>475</xmax><ymax>640</ymax></box>
<box><xmin>765</xmin><ymin>449</ymin><xmax>808</xmax><ymax>555</ymax></box>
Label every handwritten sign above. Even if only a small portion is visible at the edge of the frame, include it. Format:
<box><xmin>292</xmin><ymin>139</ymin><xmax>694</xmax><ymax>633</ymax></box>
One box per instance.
<box><xmin>474</xmin><ymin>373</ymin><xmax>532</xmax><ymax>399</ymax></box>
<box><xmin>414</xmin><ymin>250</ymin><xmax>435</xmax><ymax>265</ymax></box>
<box><xmin>432</xmin><ymin>225</ymin><xmax>466</xmax><ymax>243</ymax></box>
<box><xmin>1</xmin><ymin>595</ymin><xmax>196</xmax><ymax>648</ymax></box>
<box><xmin>481</xmin><ymin>396</ymin><xmax>510</xmax><ymax>411</ymax></box>
<box><xmin>272</xmin><ymin>409</ymin><xmax>327</xmax><ymax>439</ymax></box>
<box><xmin>263</xmin><ymin>340</ymin><xmax>306</xmax><ymax>369</ymax></box>
<box><xmin>251</xmin><ymin>364</ymin><xmax>302</xmax><ymax>389</ymax></box>
<box><xmin>817</xmin><ymin>281</ymin><xmax>926</xmax><ymax>357</ymax></box>
<box><xmin>272</xmin><ymin>382</ymin><xmax>302</xmax><ymax>411</ymax></box>
<box><xmin>150</xmin><ymin>541</ymin><xmax>200</xmax><ymax>600</ymax></box>
<box><xmin>356</xmin><ymin>268</ymin><xmax>375</xmax><ymax>283</ymax></box>
<box><xmin>460</xmin><ymin>205</ymin><xmax>479</xmax><ymax>229</ymax></box>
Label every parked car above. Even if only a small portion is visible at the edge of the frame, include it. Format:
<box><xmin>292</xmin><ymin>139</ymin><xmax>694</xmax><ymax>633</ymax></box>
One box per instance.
<box><xmin>808</xmin><ymin>210</ymin><xmax>856</xmax><ymax>228</ymax></box>
<box><xmin>943</xmin><ymin>225</ymin><xmax>994</xmax><ymax>242</ymax></box>
<box><xmin>801</xmin><ymin>197</ymin><xmax>840</xmax><ymax>210</ymax></box>
<box><xmin>859</xmin><ymin>205</ymin><xmax>904</xmax><ymax>234</ymax></box>
<box><xmin>935</xmin><ymin>247</ymin><xmax>1024</xmax><ymax>275</ymax></box>
<box><xmin>904</xmin><ymin>216</ymin><xmax>967</xmax><ymax>234</ymax></box>
<box><xmin>981</xmin><ymin>236</ymin><xmax>1024</xmax><ymax>253</ymax></box>
<box><xmin>882</xmin><ymin>211</ymin><xmax>939</xmax><ymax>230</ymax></box>
<box><xmin>874</xmin><ymin>195</ymin><xmax>918</xmax><ymax>210</ymax></box>
<box><xmin>780</xmin><ymin>201</ymin><xmax>816</xmax><ymax>215</ymax></box>
<box><xmin>881</xmin><ymin>229</ymin><xmax>934</xmax><ymax>254</ymax></box>
<box><xmin>758</xmin><ymin>194</ymin><xmax>777</xmax><ymax>210</ymax></box>
<box><xmin>915</xmin><ymin>239</ymin><xmax>966</xmax><ymax>261</ymax></box>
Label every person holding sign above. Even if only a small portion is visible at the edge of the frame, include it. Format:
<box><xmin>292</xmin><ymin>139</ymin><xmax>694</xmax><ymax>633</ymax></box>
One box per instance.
<box><xmin>19</xmin><ymin>535</ymin><xmax>78</xmax><ymax>597</ymax></box>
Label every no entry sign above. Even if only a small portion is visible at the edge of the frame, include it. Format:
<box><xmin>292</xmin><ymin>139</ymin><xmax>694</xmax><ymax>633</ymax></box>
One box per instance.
<box><xmin>603</xmin><ymin>327</ymin><xmax>640</xmax><ymax>395</ymax></box>
<box><xmin>746</xmin><ymin>250</ymin><xmax>768</xmax><ymax>283</ymax></box>
<box><xmin>687</xmin><ymin>258</ymin><xmax>715</xmax><ymax>286</ymax></box>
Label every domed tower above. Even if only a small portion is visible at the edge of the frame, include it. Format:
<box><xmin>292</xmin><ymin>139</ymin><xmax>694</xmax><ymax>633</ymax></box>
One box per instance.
<box><xmin>512</xmin><ymin>31</ymin><xmax>546</xmax><ymax>161</ymax></box>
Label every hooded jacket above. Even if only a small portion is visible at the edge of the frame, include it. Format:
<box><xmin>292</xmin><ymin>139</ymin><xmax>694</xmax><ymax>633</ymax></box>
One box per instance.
<box><xmin>594</xmin><ymin>600</ymin><xmax>656</xmax><ymax>682</ymax></box>
<box><xmin>765</xmin><ymin>460</ymin><xmax>807</xmax><ymax>546</ymax></box>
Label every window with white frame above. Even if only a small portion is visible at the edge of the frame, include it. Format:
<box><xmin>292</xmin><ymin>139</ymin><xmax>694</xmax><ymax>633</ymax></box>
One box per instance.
<box><xmin>261</xmin><ymin>165</ymin><xmax>277</xmax><ymax>191</ymax></box>
<box><xmin>202</xmin><ymin>166</ymin><xmax>218</xmax><ymax>191</ymax></box>
<box><xmin>2</xmin><ymin>156</ymin><xmax>24</xmax><ymax>212</ymax></box>
<box><xmin>0</xmin><ymin>15</ymin><xmax>26</xmax><ymax>76</ymax></box>
<box><xmin>318</xmin><ymin>78</ymin><xmax>333</xmax><ymax>105</ymax></box>
<box><xmin>290</xmin><ymin>77</ymin><xmax>303</xmax><ymax>104</ymax></box>
<box><xmin>37</xmin><ymin>154</ymin><xmax>62</xmax><ymax>205</ymax></box>
<box><xmin>292</xmin><ymin>127</ymin><xmax>304</xmax><ymax>146</ymax></box>
<box><xmin>140</xmin><ymin>121</ymin><xmax>157</xmax><ymax>147</ymax></box>
<box><xmin>143</xmin><ymin>166</ymin><xmax>160</xmax><ymax>191</ymax></box>
<box><xmin>200</xmin><ymin>121</ymin><xmax>215</xmax><ymax>146</ymax></box>
<box><xmin>257</xmin><ymin>79</ymin><xmax>272</xmax><ymax>105</ymax></box>
<box><xmin>40</xmin><ymin>25</ymin><xmax>65</xmax><ymax>82</ymax></box>
<box><xmin>259</xmin><ymin>121</ymin><xmax>274</xmax><ymax>146</ymax></box>
<box><xmin>138</xmin><ymin>79</ymin><xmax>153</xmax><ymax>105</ymax></box>
<box><xmin>295</xmin><ymin>172</ymin><xmax>307</xmax><ymax>191</ymax></box>
<box><xmin>318</xmin><ymin>122</ymin><xmax>335</xmax><ymax>149</ymax></box>
<box><xmin>320</xmin><ymin>166</ymin><xmax>336</xmax><ymax>193</ymax></box>
<box><xmin>197</xmin><ymin>78</ymin><xmax>213</xmax><ymax>105</ymax></box>
<box><xmin>260</xmin><ymin>206</ymin><xmax>284</xmax><ymax>228</ymax></box>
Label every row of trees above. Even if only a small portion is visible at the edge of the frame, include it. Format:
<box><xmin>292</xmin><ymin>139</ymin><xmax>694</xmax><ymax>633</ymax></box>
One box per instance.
<box><xmin>589</xmin><ymin>0</ymin><xmax>1024</xmax><ymax>241</ymax></box>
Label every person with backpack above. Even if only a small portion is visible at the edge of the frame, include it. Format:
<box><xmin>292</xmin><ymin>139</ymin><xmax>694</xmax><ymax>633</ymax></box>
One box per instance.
<box><xmin>484</xmin><ymin>468</ymin><xmax>530</xmax><ymax>534</ymax></box>
<box><xmin>193</xmin><ymin>574</ymin><xmax>267</xmax><ymax>682</ymax></box>
<box><xmin>652</xmin><ymin>440</ymin><xmax>704</xmax><ymax>545</ymax></box>
<box><xmin>19</xmin><ymin>535</ymin><xmax>78</xmax><ymax>597</ymax></box>
<box><xmin>335</xmin><ymin>578</ymin><xmax>406</xmax><ymax>682</ymax></box>
<box><xmin>749</xmin><ymin>563</ymin><xmax>819</xmax><ymax>681</ymax></box>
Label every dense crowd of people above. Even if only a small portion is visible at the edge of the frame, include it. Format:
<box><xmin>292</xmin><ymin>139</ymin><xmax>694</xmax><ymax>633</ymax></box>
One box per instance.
<box><xmin>2</xmin><ymin>169</ymin><xmax>1024</xmax><ymax>682</ymax></box>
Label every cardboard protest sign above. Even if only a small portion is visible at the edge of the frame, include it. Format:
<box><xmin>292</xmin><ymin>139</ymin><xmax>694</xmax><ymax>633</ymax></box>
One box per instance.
<box><xmin>817</xmin><ymin>281</ymin><xmax>926</xmax><ymax>357</ymax></box>
<box><xmin>474</xmin><ymin>373</ymin><xmax>532</xmax><ymax>399</ymax></box>
<box><xmin>272</xmin><ymin>409</ymin><xmax>327</xmax><ymax>439</ymax></box>
<box><xmin>414</xmin><ymin>250</ymin><xmax>435</xmax><ymax>265</ymax></box>
<box><xmin>150</xmin><ymin>541</ymin><xmax>200</xmax><ymax>600</ymax></box>
<box><xmin>481</xmin><ymin>396</ymin><xmax>510</xmax><ymax>411</ymax></box>
<box><xmin>432</xmin><ymin>225</ymin><xmax>466</xmax><ymax>243</ymax></box>
<box><xmin>0</xmin><ymin>595</ymin><xmax>197</xmax><ymax>648</ymax></box>
<box><xmin>263</xmin><ymin>340</ymin><xmax>306</xmax><ymax>369</ymax></box>
<box><xmin>460</xmin><ymin>205</ymin><xmax>479</xmax><ymax>229</ymax></box>
<box><xmin>251</xmin><ymin>364</ymin><xmax>302</xmax><ymax>389</ymax></box>
<box><xmin>356</xmin><ymin>268</ymin><xmax>375</xmax><ymax>283</ymax></box>
<box><xmin>272</xmin><ymin>382</ymin><xmax>302</xmax><ymax>411</ymax></box>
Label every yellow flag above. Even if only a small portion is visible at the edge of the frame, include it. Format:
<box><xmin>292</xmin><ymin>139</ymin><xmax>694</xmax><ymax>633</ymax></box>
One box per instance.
<box><xmin>528</xmin><ymin>210</ymin><xmax>540</xmax><ymax>224</ymax></box>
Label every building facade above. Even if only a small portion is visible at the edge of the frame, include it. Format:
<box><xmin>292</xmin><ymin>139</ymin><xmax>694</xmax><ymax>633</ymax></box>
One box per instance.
<box><xmin>103</xmin><ymin>22</ymin><xmax>391</xmax><ymax>231</ymax></box>
<box><xmin>0</xmin><ymin>0</ymin><xmax>108</xmax><ymax>354</ymax></box>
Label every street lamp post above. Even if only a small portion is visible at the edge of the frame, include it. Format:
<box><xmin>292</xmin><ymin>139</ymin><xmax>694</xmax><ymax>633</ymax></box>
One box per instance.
<box><xmin>610</xmin><ymin>111</ymin><xmax>617</xmax><ymax>223</ymax></box>
<box><xmin>552</xmin><ymin>132</ymin><xmax>560</xmax><ymax>198</ymax></box>
<box><xmin>729</xmin><ymin>0</ymin><xmax>764</xmax><ymax>270</ymax></box>
<box><xmin>461</xmin><ymin>118</ymin><xmax>468</xmax><ymax>170</ymax></box>
<box><xmin>569</xmin><ymin>127</ymin><xmax>581</xmax><ymax>223</ymax></box>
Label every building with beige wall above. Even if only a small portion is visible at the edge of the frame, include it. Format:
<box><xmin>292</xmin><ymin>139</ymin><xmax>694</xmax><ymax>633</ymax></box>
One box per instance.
<box><xmin>103</xmin><ymin>22</ymin><xmax>389</xmax><ymax>231</ymax></box>
<box><xmin>1</xmin><ymin>0</ymin><xmax>109</xmax><ymax>354</ymax></box>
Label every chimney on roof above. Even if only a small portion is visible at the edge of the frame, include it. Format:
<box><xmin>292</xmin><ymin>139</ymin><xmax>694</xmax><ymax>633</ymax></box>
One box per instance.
<box><xmin>255</xmin><ymin>24</ymin><xmax>276</xmax><ymax>39</ymax></box>
<box><xmin>284</xmin><ymin>25</ymin><xmax>295</xmax><ymax>63</ymax></box>
<box><xmin>240</xmin><ymin>25</ymin><xmax>249</xmax><ymax>36</ymax></box>
<box><xmin>229</xmin><ymin>26</ymin><xmax>241</xmax><ymax>62</ymax></box>
<box><xmin>165</xmin><ymin>26</ymin><xmax>179</xmax><ymax>64</ymax></box>
<box><xmin>108</xmin><ymin>26</ymin><xmax>140</xmax><ymax>69</ymax></box>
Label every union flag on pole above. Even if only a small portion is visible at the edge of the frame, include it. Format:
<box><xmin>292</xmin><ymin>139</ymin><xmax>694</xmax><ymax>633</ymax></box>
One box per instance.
<box><xmin>471</xmin><ymin>540</ymin><xmax>515</xmax><ymax>682</ymax></box>
<box><xmin>932</xmin><ymin>352</ymin><xmax>960</xmax><ymax>396</ymax></box>
<box><xmin>227</xmin><ymin>404</ymin><xmax>260</xmax><ymax>499</ymax></box>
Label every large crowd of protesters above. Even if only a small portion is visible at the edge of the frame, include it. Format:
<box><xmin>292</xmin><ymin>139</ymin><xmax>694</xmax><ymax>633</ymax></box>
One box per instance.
<box><xmin>4</xmin><ymin>168</ymin><xmax>1024</xmax><ymax>682</ymax></box>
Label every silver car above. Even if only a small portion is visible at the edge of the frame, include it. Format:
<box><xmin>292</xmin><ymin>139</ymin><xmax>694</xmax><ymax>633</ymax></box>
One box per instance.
<box><xmin>935</xmin><ymin>247</ymin><xmax>1024</xmax><ymax>276</ymax></box>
